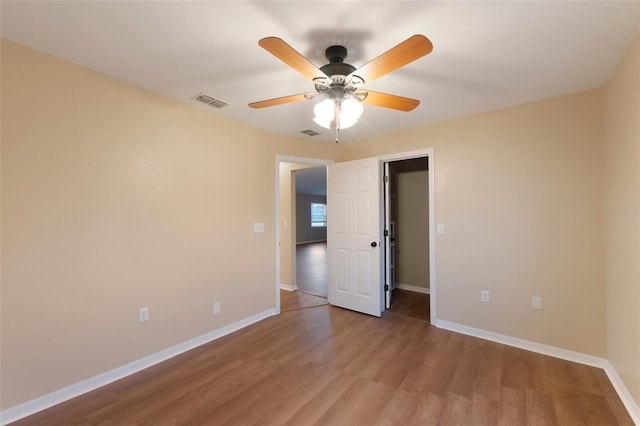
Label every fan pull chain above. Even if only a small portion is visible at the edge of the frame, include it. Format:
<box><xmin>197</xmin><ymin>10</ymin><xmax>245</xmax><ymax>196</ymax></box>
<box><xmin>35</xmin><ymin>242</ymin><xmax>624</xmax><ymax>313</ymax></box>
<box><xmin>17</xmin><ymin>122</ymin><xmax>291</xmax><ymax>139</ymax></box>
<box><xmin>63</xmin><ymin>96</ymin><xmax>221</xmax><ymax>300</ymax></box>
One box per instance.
<box><xmin>335</xmin><ymin>101</ymin><xmax>340</xmax><ymax>143</ymax></box>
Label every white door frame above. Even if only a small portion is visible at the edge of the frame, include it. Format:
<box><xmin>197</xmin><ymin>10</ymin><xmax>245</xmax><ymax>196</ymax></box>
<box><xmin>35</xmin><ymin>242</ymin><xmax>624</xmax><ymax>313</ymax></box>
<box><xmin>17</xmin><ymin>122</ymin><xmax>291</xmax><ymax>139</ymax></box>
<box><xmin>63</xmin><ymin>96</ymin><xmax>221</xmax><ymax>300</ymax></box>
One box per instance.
<box><xmin>274</xmin><ymin>155</ymin><xmax>333</xmax><ymax>314</ymax></box>
<box><xmin>379</xmin><ymin>148</ymin><xmax>436</xmax><ymax>324</ymax></box>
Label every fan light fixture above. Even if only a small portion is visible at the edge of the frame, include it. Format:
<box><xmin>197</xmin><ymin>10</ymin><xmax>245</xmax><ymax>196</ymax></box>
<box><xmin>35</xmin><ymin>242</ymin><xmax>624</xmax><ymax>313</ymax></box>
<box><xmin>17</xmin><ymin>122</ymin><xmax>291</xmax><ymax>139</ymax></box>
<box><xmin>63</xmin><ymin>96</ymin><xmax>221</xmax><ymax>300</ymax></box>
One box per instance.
<box><xmin>313</xmin><ymin>98</ymin><xmax>363</xmax><ymax>130</ymax></box>
<box><xmin>250</xmin><ymin>35</ymin><xmax>434</xmax><ymax>142</ymax></box>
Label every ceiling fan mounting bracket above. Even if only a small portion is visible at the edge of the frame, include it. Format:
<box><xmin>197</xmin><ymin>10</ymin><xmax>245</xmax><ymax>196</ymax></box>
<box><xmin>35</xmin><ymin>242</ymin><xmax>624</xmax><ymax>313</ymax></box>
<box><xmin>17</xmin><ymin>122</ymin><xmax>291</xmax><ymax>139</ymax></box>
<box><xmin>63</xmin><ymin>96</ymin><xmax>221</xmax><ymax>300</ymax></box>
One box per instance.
<box><xmin>325</xmin><ymin>45</ymin><xmax>347</xmax><ymax>63</ymax></box>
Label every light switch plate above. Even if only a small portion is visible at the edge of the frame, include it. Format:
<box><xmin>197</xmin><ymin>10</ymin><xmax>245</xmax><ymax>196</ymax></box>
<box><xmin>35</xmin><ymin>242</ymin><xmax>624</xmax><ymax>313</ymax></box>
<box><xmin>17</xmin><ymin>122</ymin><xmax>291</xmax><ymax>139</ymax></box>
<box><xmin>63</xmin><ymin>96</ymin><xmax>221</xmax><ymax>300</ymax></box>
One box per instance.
<box><xmin>253</xmin><ymin>223</ymin><xmax>265</xmax><ymax>233</ymax></box>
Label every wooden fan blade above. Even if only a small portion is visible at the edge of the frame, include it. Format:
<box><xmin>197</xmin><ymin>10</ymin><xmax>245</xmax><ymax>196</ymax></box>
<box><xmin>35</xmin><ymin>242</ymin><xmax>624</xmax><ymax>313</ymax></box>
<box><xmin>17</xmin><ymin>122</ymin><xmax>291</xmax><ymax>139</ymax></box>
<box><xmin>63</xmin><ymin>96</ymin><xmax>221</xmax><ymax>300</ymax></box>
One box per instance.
<box><xmin>350</xmin><ymin>35</ymin><xmax>433</xmax><ymax>84</ymax></box>
<box><xmin>359</xmin><ymin>90</ymin><xmax>420</xmax><ymax>111</ymax></box>
<box><xmin>249</xmin><ymin>93</ymin><xmax>310</xmax><ymax>109</ymax></box>
<box><xmin>259</xmin><ymin>37</ymin><xmax>327</xmax><ymax>81</ymax></box>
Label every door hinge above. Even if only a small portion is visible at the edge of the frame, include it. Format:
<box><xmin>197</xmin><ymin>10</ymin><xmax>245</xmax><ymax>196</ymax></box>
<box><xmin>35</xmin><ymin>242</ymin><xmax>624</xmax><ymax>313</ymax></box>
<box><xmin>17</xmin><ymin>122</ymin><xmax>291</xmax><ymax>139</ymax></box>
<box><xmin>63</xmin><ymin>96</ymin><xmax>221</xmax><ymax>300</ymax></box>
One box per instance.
<box><xmin>384</xmin><ymin>229</ymin><xmax>389</xmax><ymax>237</ymax></box>
<box><xmin>384</xmin><ymin>284</ymin><xmax>389</xmax><ymax>291</ymax></box>
<box><xmin>383</xmin><ymin>175</ymin><xmax>389</xmax><ymax>183</ymax></box>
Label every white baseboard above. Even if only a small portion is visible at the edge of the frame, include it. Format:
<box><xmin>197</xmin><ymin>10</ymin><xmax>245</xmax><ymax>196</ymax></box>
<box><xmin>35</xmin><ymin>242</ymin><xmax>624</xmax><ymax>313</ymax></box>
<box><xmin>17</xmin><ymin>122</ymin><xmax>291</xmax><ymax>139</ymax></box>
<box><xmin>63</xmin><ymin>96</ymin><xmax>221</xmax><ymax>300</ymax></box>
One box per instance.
<box><xmin>279</xmin><ymin>283</ymin><xmax>298</xmax><ymax>292</ymax></box>
<box><xmin>0</xmin><ymin>308</ymin><xmax>276</xmax><ymax>425</ymax></box>
<box><xmin>434</xmin><ymin>319</ymin><xmax>639</xmax><ymax>425</ymax></box>
<box><xmin>395</xmin><ymin>283</ymin><xmax>430</xmax><ymax>294</ymax></box>
<box><xmin>602</xmin><ymin>360</ymin><xmax>640</xmax><ymax>425</ymax></box>
<box><xmin>296</xmin><ymin>240</ymin><xmax>327</xmax><ymax>245</ymax></box>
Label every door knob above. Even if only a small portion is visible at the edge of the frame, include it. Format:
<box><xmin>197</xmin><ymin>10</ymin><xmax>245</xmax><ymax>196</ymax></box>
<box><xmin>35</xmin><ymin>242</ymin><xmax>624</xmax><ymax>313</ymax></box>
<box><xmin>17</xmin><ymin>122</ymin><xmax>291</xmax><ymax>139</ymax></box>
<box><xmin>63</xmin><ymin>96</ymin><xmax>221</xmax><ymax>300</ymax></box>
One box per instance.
<box><xmin>371</xmin><ymin>241</ymin><xmax>377</xmax><ymax>248</ymax></box>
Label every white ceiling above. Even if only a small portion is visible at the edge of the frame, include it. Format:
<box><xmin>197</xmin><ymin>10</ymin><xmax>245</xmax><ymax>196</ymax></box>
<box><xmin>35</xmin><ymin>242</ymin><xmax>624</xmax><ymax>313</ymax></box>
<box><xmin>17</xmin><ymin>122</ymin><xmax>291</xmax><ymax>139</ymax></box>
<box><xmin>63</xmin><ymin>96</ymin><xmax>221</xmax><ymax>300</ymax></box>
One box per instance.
<box><xmin>2</xmin><ymin>1</ymin><xmax>639</xmax><ymax>143</ymax></box>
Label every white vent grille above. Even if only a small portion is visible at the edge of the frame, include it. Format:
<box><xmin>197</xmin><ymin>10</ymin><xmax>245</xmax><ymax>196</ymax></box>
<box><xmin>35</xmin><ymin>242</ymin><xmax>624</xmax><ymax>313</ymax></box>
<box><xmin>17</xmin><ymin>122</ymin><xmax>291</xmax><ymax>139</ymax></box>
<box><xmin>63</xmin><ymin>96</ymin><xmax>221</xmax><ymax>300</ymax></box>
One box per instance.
<box><xmin>301</xmin><ymin>129</ymin><xmax>320</xmax><ymax>136</ymax></box>
<box><xmin>192</xmin><ymin>93</ymin><xmax>228</xmax><ymax>108</ymax></box>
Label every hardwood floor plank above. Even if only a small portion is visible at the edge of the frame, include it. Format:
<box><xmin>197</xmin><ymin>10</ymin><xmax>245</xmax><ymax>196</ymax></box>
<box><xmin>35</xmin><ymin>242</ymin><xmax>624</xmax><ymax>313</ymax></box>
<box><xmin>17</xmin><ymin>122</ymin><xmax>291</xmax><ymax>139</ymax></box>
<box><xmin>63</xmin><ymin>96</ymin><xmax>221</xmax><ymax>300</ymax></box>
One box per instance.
<box><xmin>387</xmin><ymin>288</ymin><xmax>430</xmax><ymax>321</ymax></box>
<box><xmin>250</xmin><ymin>364</ymin><xmax>342</xmax><ymax>426</ymax></box>
<box><xmin>312</xmin><ymin>377</ymin><xmax>395</xmax><ymax>426</ymax></box>
<box><xmin>439</xmin><ymin>392</ymin><xmax>473</xmax><ymax>425</ymax></box>
<box><xmin>497</xmin><ymin>385</ymin><xmax>527</xmax><ymax>426</ymax></box>
<box><xmin>131</xmin><ymin>359</ymin><xmax>278</xmax><ymax>424</ymax></box>
<box><xmin>295</xmin><ymin>242</ymin><xmax>328</xmax><ymax>297</ymax></box>
<box><xmin>283</xmin><ymin>372</ymin><xmax>360</xmax><ymax>425</ymax></box>
<box><xmin>448</xmin><ymin>338</ymin><xmax>485</xmax><ymax>398</ymax></box>
<box><xmin>398</xmin><ymin>341</ymin><xmax>441</xmax><ymax>393</ymax></box>
<box><xmin>413</xmin><ymin>392</ymin><xmax>446</xmax><ymax>423</ymax></box>
<box><xmin>593</xmin><ymin>370</ymin><xmax>637</xmax><ymax>426</ymax></box>
<box><xmin>473</xmin><ymin>340</ymin><xmax>504</xmax><ymax>401</ymax></box>
<box><xmin>552</xmin><ymin>391</ymin><xmax>622</xmax><ymax>426</ymax></box>
<box><xmin>525</xmin><ymin>389</ymin><xmax>559</xmax><ymax>425</ymax></box>
<box><xmin>280</xmin><ymin>289</ymin><xmax>328</xmax><ymax>312</ymax></box>
<box><xmin>377</xmin><ymin>389</ymin><xmax>420</xmax><ymax>425</ymax></box>
<box><xmin>422</xmin><ymin>333</ymin><xmax>467</xmax><ymax>397</ymax></box>
<box><xmin>470</xmin><ymin>392</ymin><xmax>500</xmax><ymax>425</ymax></box>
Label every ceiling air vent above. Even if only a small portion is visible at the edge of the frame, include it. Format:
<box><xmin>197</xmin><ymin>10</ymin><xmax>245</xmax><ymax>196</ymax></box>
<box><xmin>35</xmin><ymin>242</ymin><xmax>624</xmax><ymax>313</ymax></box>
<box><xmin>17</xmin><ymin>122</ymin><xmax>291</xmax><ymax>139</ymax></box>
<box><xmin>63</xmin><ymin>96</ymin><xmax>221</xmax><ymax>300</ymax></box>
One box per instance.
<box><xmin>192</xmin><ymin>93</ymin><xmax>228</xmax><ymax>108</ymax></box>
<box><xmin>301</xmin><ymin>129</ymin><xmax>320</xmax><ymax>137</ymax></box>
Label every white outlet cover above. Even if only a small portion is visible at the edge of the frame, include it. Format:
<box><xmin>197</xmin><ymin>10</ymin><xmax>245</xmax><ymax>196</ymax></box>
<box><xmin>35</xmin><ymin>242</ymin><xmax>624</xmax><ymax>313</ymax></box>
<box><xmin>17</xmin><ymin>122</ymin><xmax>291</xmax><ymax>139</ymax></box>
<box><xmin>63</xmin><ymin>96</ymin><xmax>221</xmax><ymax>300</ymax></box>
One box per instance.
<box><xmin>532</xmin><ymin>296</ymin><xmax>543</xmax><ymax>310</ymax></box>
<box><xmin>138</xmin><ymin>307</ymin><xmax>149</xmax><ymax>322</ymax></box>
<box><xmin>481</xmin><ymin>291</ymin><xmax>490</xmax><ymax>302</ymax></box>
<box><xmin>213</xmin><ymin>302</ymin><xmax>221</xmax><ymax>315</ymax></box>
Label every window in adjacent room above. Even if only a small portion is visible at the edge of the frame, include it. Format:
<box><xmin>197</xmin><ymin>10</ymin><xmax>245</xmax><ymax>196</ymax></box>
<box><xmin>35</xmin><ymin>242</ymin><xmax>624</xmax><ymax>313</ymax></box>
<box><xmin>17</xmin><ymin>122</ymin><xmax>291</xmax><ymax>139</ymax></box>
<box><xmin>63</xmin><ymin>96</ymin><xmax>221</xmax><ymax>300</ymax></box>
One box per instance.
<box><xmin>311</xmin><ymin>202</ymin><xmax>327</xmax><ymax>227</ymax></box>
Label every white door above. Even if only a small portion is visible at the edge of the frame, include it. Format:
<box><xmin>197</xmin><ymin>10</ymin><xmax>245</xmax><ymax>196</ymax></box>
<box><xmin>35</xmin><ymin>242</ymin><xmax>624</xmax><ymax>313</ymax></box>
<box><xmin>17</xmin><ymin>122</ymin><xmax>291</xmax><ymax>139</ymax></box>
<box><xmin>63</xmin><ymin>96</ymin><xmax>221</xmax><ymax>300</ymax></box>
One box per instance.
<box><xmin>327</xmin><ymin>157</ymin><xmax>382</xmax><ymax>317</ymax></box>
<box><xmin>384</xmin><ymin>162</ymin><xmax>392</xmax><ymax>309</ymax></box>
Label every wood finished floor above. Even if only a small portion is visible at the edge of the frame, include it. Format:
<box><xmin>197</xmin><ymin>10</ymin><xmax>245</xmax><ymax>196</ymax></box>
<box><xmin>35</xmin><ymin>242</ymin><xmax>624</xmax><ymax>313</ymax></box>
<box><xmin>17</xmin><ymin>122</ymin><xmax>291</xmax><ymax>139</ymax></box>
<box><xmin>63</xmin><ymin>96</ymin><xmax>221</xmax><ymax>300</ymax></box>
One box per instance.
<box><xmin>281</xmin><ymin>289</ymin><xmax>328</xmax><ymax>312</ymax></box>
<box><xmin>388</xmin><ymin>288</ymin><xmax>430</xmax><ymax>322</ymax></box>
<box><xmin>295</xmin><ymin>242</ymin><xmax>327</xmax><ymax>298</ymax></box>
<box><xmin>14</xmin><ymin>304</ymin><xmax>633</xmax><ymax>425</ymax></box>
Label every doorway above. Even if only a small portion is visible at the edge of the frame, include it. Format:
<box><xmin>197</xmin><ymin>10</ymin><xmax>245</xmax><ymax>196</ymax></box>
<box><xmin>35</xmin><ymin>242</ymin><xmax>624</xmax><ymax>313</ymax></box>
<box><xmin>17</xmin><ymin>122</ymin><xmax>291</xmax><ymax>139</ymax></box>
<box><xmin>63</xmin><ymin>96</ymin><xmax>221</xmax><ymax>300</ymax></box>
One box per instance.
<box><xmin>384</xmin><ymin>156</ymin><xmax>431</xmax><ymax>322</ymax></box>
<box><xmin>294</xmin><ymin>166</ymin><xmax>328</xmax><ymax>298</ymax></box>
<box><xmin>275</xmin><ymin>157</ymin><xmax>332</xmax><ymax>314</ymax></box>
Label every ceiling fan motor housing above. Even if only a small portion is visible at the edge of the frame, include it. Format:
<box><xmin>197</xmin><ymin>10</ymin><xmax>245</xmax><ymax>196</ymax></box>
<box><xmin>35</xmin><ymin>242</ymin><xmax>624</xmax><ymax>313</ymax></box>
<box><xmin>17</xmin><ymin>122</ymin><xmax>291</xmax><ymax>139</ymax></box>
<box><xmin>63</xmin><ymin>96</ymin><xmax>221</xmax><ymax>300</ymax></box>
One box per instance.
<box><xmin>320</xmin><ymin>45</ymin><xmax>356</xmax><ymax>78</ymax></box>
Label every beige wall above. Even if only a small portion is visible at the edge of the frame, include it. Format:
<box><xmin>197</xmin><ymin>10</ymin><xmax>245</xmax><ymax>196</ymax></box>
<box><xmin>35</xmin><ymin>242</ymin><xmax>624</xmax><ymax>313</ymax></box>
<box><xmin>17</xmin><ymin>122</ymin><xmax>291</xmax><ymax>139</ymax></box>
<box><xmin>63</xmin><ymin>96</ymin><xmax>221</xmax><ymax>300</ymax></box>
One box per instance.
<box><xmin>390</xmin><ymin>165</ymin><xmax>429</xmax><ymax>290</ymax></box>
<box><xmin>0</xmin><ymin>40</ymin><xmax>344</xmax><ymax>409</ymax></box>
<box><xmin>603</xmin><ymin>34</ymin><xmax>640</xmax><ymax>405</ymax></box>
<box><xmin>342</xmin><ymin>89</ymin><xmax>607</xmax><ymax>357</ymax></box>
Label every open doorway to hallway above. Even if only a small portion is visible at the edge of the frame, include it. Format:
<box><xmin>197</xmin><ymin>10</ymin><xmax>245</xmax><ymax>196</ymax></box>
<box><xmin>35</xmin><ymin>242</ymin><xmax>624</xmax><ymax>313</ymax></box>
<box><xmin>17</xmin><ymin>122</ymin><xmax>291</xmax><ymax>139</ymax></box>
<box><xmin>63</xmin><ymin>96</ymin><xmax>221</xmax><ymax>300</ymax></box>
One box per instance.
<box><xmin>277</xmin><ymin>159</ymin><xmax>330</xmax><ymax>312</ymax></box>
<box><xmin>294</xmin><ymin>166</ymin><xmax>328</xmax><ymax>298</ymax></box>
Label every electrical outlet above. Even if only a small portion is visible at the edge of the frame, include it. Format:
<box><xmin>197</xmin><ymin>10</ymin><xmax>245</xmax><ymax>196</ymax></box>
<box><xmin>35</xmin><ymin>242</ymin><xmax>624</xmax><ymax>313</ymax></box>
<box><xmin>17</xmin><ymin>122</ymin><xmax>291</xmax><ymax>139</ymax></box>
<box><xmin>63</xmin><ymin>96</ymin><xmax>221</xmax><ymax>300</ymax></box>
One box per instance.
<box><xmin>138</xmin><ymin>307</ymin><xmax>149</xmax><ymax>323</ymax></box>
<box><xmin>532</xmin><ymin>296</ymin><xmax>543</xmax><ymax>310</ymax></box>
<box><xmin>481</xmin><ymin>290</ymin><xmax>490</xmax><ymax>303</ymax></box>
<box><xmin>213</xmin><ymin>302</ymin><xmax>221</xmax><ymax>315</ymax></box>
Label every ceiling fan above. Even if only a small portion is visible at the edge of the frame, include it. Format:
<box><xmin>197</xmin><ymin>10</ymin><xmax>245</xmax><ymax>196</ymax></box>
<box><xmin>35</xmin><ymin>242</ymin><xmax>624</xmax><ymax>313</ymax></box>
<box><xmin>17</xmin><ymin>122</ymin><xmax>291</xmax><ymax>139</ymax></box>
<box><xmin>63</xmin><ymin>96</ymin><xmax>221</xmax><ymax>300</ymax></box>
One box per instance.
<box><xmin>249</xmin><ymin>35</ymin><xmax>433</xmax><ymax>141</ymax></box>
